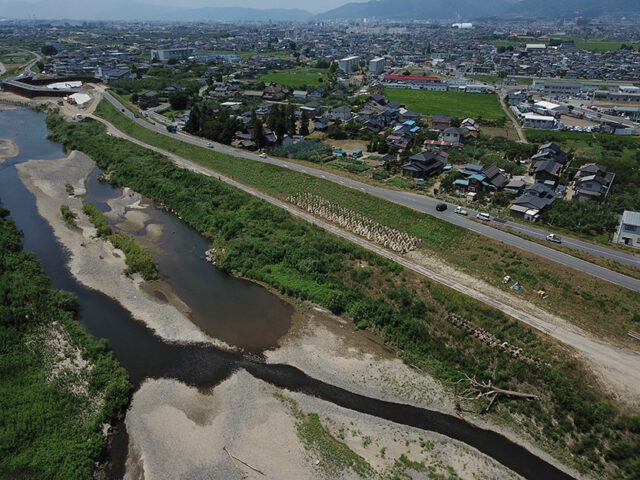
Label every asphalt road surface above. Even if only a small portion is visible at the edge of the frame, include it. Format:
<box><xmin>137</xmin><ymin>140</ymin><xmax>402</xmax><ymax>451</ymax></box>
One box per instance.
<box><xmin>102</xmin><ymin>92</ymin><xmax>640</xmax><ymax>292</ymax></box>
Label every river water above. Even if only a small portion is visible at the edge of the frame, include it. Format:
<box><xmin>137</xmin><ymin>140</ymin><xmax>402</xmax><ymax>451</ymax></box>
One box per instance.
<box><xmin>0</xmin><ymin>106</ymin><xmax>575</xmax><ymax>480</ymax></box>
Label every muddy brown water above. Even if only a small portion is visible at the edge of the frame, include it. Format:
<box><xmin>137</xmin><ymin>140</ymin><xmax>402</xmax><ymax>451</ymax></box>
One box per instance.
<box><xmin>0</xmin><ymin>107</ymin><xmax>575</xmax><ymax>480</ymax></box>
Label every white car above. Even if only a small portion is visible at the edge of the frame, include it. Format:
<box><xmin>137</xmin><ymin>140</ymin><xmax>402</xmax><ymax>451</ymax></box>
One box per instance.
<box><xmin>546</xmin><ymin>233</ymin><xmax>562</xmax><ymax>244</ymax></box>
<box><xmin>206</xmin><ymin>142</ymin><xmax>214</xmax><ymax>148</ymax></box>
<box><xmin>454</xmin><ymin>206</ymin><xmax>468</xmax><ymax>216</ymax></box>
<box><xmin>476</xmin><ymin>212</ymin><xmax>490</xmax><ymax>221</ymax></box>
<box><xmin>259</xmin><ymin>153</ymin><xmax>267</xmax><ymax>158</ymax></box>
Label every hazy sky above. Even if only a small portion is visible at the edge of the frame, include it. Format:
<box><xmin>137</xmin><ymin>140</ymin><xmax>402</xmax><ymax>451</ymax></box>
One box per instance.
<box><xmin>143</xmin><ymin>0</ymin><xmax>364</xmax><ymax>11</ymax></box>
<box><xmin>7</xmin><ymin>0</ymin><xmax>364</xmax><ymax>13</ymax></box>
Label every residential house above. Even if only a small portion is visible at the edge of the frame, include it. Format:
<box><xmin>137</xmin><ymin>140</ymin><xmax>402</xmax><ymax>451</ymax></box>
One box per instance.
<box><xmin>330</xmin><ymin>105</ymin><xmax>353</xmax><ymax>122</ymax></box>
<box><xmin>442</xmin><ymin>127</ymin><xmax>463</xmax><ymax>146</ymax></box>
<box><xmin>533</xmin><ymin>158</ymin><xmax>563</xmax><ymax>185</ymax></box>
<box><xmin>615</xmin><ymin>210</ymin><xmax>640</xmax><ymax>248</ymax></box>
<box><xmin>482</xmin><ymin>165</ymin><xmax>508</xmax><ymax>190</ymax></box>
<box><xmin>510</xmin><ymin>183</ymin><xmax>557</xmax><ymax>221</ymax></box>
<box><xmin>301</xmin><ymin>101</ymin><xmax>322</xmax><ymax>119</ymax></box>
<box><xmin>262</xmin><ymin>83</ymin><xmax>286</xmax><ymax>101</ymax></box>
<box><xmin>402</xmin><ymin>152</ymin><xmax>446</xmax><ymax>178</ymax></box>
<box><xmin>431</xmin><ymin>115</ymin><xmax>451</xmax><ymax>131</ymax></box>
<box><xmin>293</xmin><ymin>90</ymin><xmax>308</xmax><ymax>100</ymax></box>
<box><xmin>573</xmin><ymin>163</ymin><xmax>615</xmax><ymax>201</ymax></box>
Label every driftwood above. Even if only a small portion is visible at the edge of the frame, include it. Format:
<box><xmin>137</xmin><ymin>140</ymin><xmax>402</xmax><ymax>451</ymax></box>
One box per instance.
<box><xmin>223</xmin><ymin>446</ymin><xmax>265</xmax><ymax>477</ymax></box>
<box><xmin>456</xmin><ymin>374</ymin><xmax>537</xmax><ymax>413</ymax></box>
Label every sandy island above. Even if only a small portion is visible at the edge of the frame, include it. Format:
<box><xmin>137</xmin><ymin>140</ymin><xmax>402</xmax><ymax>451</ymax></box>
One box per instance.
<box><xmin>0</xmin><ymin>138</ymin><xmax>19</xmax><ymax>163</ymax></box>
<box><xmin>16</xmin><ymin>150</ymin><xmax>230</xmax><ymax>347</ymax></box>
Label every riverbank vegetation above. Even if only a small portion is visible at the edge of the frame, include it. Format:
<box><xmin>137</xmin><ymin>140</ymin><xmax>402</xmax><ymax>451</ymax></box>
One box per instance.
<box><xmin>47</xmin><ymin>112</ymin><xmax>640</xmax><ymax>479</ymax></box>
<box><xmin>60</xmin><ymin>204</ymin><xmax>78</xmax><ymax>227</ymax></box>
<box><xmin>0</xmin><ymin>206</ymin><xmax>131</xmax><ymax>479</ymax></box>
<box><xmin>93</xmin><ymin>99</ymin><xmax>640</xmax><ymax>347</ymax></box>
<box><xmin>82</xmin><ymin>202</ymin><xmax>157</xmax><ymax>281</ymax></box>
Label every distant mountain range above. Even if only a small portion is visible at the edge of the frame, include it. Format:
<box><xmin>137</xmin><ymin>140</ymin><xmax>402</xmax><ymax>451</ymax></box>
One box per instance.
<box><xmin>0</xmin><ymin>0</ymin><xmax>638</xmax><ymax>21</ymax></box>
<box><xmin>316</xmin><ymin>0</ymin><xmax>516</xmax><ymax>21</ymax></box>
<box><xmin>0</xmin><ymin>0</ymin><xmax>313</xmax><ymax>22</ymax></box>
<box><xmin>504</xmin><ymin>0</ymin><xmax>640</xmax><ymax>19</ymax></box>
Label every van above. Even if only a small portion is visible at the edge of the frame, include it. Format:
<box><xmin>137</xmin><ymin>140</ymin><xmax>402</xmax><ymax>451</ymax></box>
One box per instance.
<box><xmin>476</xmin><ymin>212</ymin><xmax>490</xmax><ymax>222</ymax></box>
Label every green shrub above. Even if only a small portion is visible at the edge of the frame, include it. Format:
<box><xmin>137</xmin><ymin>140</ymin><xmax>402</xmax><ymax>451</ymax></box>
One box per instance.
<box><xmin>60</xmin><ymin>205</ymin><xmax>77</xmax><ymax>227</ymax></box>
<box><xmin>82</xmin><ymin>203</ymin><xmax>112</xmax><ymax>237</ymax></box>
<box><xmin>109</xmin><ymin>233</ymin><xmax>158</xmax><ymax>281</ymax></box>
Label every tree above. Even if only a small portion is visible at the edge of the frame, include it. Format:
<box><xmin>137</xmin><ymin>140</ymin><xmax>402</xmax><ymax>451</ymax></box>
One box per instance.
<box><xmin>41</xmin><ymin>45</ymin><xmax>57</xmax><ymax>56</ymax></box>
<box><xmin>287</xmin><ymin>104</ymin><xmax>296</xmax><ymax>136</ymax></box>
<box><xmin>252</xmin><ymin>112</ymin><xmax>267</xmax><ymax>149</ymax></box>
<box><xmin>169</xmin><ymin>92</ymin><xmax>188</xmax><ymax>110</ymax></box>
<box><xmin>299</xmin><ymin>111</ymin><xmax>310</xmax><ymax>136</ymax></box>
<box><xmin>167</xmin><ymin>57</ymin><xmax>178</xmax><ymax>65</ymax></box>
<box><xmin>131</xmin><ymin>93</ymin><xmax>139</xmax><ymax>104</ymax></box>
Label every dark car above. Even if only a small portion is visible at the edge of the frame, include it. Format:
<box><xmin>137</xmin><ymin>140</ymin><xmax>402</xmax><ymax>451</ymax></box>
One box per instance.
<box><xmin>436</xmin><ymin>203</ymin><xmax>447</xmax><ymax>212</ymax></box>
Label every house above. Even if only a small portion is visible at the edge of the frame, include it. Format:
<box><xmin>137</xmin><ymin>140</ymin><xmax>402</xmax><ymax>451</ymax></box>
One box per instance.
<box><xmin>330</xmin><ymin>105</ymin><xmax>352</xmax><ymax>122</ymax></box>
<box><xmin>510</xmin><ymin>183</ymin><xmax>557</xmax><ymax>221</ymax></box>
<box><xmin>442</xmin><ymin>127</ymin><xmax>463</xmax><ymax>145</ymax></box>
<box><xmin>401</xmin><ymin>152</ymin><xmax>446</xmax><ymax>178</ymax></box>
<box><xmin>263</xmin><ymin>83</ymin><xmax>286</xmax><ymax>101</ymax></box>
<box><xmin>308</xmin><ymin>88</ymin><xmax>325</xmax><ymax>99</ymax></box>
<box><xmin>431</xmin><ymin>115</ymin><xmax>451</xmax><ymax>131</ymax></box>
<box><xmin>301</xmin><ymin>101</ymin><xmax>322</xmax><ymax>119</ymax></box>
<box><xmin>313</xmin><ymin>116</ymin><xmax>330</xmax><ymax>132</ymax></box>
<box><xmin>399</xmin><ymin>109</ymin><xmax>421</xmax><ymax>122</ymax></box>
<box><xmin>533</xmin><ymin>158</ymin><xmax>563</xmax><ymax>185</ymax></box>
<box><xmin>293</xmin><ymin>90</ymin><xmax>308</xmax><ymax>100</ymax></box>
<box><xmin>386</xmin><ymin>134</ymin><xmax>411</xmax><ymax>150</ymax></box>
<box><xmin>482</xmin><ymin>165</ymin><xmax>508</xmax><ymax>190</ymax></box>
<box><xmin>536</xmin><ymin>143</ymin><xmax>567</xmax><ymax>165</ymax></box>
<box><xmin>163</xmin><ymin>84</ymin><xmax>185</xmax><ymax>95</ymax></box>
<box><xmin>573</xmin><ymin>163</ymin><xmax>615</xmax><ymax>201</ymax></box>
<box><xmin>138</xmin><ymin>91</ymin><xmax>159</xmax><ymax>108</ymax></box>
<box><xmin>615</xmin><ymin>210</ymin><xmax>640</xmax><ymax>248</ymax></box>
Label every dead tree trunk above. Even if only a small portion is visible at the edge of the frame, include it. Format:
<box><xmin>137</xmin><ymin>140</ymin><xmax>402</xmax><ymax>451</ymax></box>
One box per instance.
<box><xmin>457</xmin><ymin>374</ymin><xmax>537</xmax><ymax>413</ymax></box>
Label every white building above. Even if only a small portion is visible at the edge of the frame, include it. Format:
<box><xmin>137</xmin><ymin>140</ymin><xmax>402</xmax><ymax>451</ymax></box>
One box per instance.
<box><xmin>616</xmin><ymin>210</ymin><xmax>640</xmax><ymax>248</ymax></box>
<box><xmin>533</xmin><ymin>100</ymin><xmax>569</xmax><ymax>116</ymax></box>
<box><xmin>369</xmin><ymin>57</ymin><xmax>385</xmax><ymax>75</ymax></box>
<box><xmin>338</xmin><ymin>56</ymin><xmax>360</xmax><ymax>74</ymax></box>
<box><xmin>522</xmin><ymin>113</ymin><xmax>560</xmax><ymax>130</ymax></box>
<box><xmin>150</xmin><ymin>47</ymin><xmax>196</xmax><ymax>62</ymax></box>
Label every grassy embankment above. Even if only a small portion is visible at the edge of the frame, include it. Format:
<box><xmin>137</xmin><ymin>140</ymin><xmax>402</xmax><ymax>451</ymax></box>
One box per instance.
<box><xmin>47</xmin><ymin>112</ymin><xmax>640</xmax><ymax>478</ymax></box>
<box><xmin>384</xmin><ymin>89</ymin><xmax>507</xmax><ymax>121</ymax></box>
<box><xmin>94</xmin><ymin>99</ymin><xmax>640</xmax><ymax>346</ymax></box>
<box><xmin>82</xmin><ymin>202</ymin><xmax>158</xmax><ymax>281</ymax></box>
<box><xmin>0</xmin><ymin>207</ymin><xmax>131</xmax><ymax>479</ymax></box>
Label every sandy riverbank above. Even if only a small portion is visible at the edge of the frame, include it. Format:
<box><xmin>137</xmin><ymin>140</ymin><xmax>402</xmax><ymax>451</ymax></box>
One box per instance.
<box><xmin>125</xmin><ymin>371</ymin><xmax>523</xmax><ymax>480</ymax></box>
<box><xmin>0</xmin><ymin>138</ymin><xmax>19</xmax><ymax>162</ymax></box>
<box><xmin>16</xmin><ymin>151</ymin><xmax>229</xmax><ymax>347</ymax></box>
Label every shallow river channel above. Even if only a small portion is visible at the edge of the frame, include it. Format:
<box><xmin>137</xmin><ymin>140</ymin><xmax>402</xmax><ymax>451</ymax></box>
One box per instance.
<box><xmin>0</xmin><ymin>106</ymin><xmax>575</xmax><ymax>480</ymax></box>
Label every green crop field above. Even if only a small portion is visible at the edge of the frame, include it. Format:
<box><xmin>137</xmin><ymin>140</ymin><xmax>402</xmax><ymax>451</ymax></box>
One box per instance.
<box><xmin>260</xmin><ymin>67</ymin><xmax>328</xmax><ymax>89</ymax></box>
<box><xmin>385</xmin><ymin>89</ymin><xmax>506</xmax><ymax>120</ymax></box>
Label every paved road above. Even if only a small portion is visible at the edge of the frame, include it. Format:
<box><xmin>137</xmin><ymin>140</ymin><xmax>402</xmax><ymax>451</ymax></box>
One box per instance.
<box><xmin>102</xmin><ymin>92</ymin><xmax>640</xmax><ymax>292</ymax></box>
<box><xmin>89</xmin><ymin>112</ymin><xmax>640</xmax><ymax>405</ymax></box>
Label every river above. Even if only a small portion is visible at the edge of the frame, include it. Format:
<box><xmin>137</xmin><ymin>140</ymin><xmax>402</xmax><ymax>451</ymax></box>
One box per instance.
<box><xmin>0</xmin><ymin>106</ymin><xmax>575</xmax><ymax>480</ymax></box>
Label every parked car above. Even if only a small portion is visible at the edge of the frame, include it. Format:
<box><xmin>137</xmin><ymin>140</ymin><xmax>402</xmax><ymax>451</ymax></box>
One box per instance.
<box><xmin>206</xmin><ymin>142</ymin><xmax>214</xmax><ymax>148</ymax></box>
<box><xmin>259</xmin><ymin>153</ymin><xmax>267</xmax><ymax>158</ymax></box>
<box><xmin>476</xmin><ymin>212</ymin><xmax>490</xmax><ymax>221</ymax></box>
<box><xmin>134</xmin><ymin>113</ymin><xmax>139</xmax><ymax>118</ymax></box>
<box><xmin>454</xmin><ymin>206</ymin><xmax>468</xmax><ymax>216</ymax></box>
<box><xmin>546</xmin><ymin>233</ymin><xmax>562</xmax><ymax>244</ymax></box>
<box><xmin>436</xmin><ymin>203</ymin><xmax>447</xmax><ymax>212</ymax></box>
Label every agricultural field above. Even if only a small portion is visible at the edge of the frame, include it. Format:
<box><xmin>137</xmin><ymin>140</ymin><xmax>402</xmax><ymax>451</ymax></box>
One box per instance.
<box><xmin>384</xmin><ymin>89</ymin><xmax>507</xmax><ymax>121</ymax></box>
<box><xmin>493</xmin><ymin>37</ymin><xmax>627</xmax><ymax>52</ymax></box>
<box><xmin>260</xmin><ymin>67</ymin><xmax>328</xmax><ymax>89</ymax></box>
